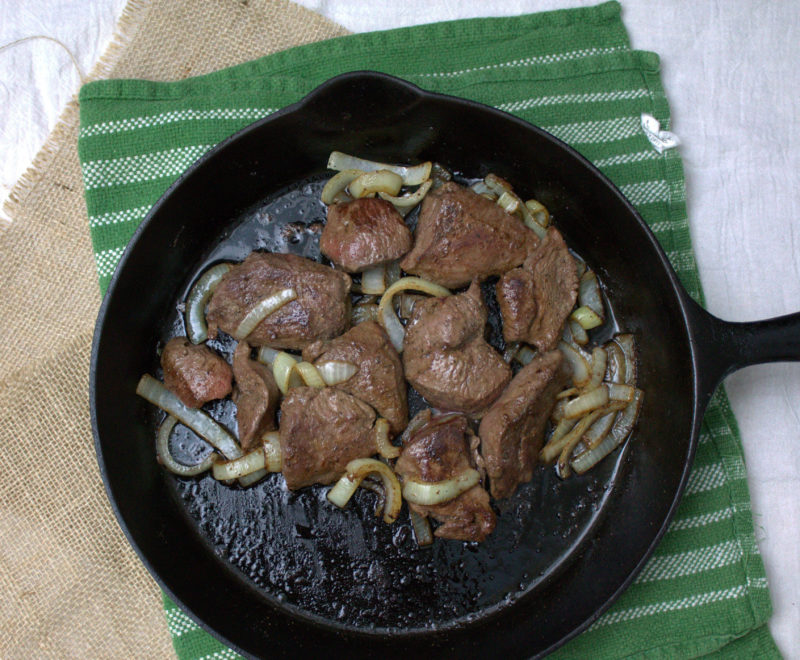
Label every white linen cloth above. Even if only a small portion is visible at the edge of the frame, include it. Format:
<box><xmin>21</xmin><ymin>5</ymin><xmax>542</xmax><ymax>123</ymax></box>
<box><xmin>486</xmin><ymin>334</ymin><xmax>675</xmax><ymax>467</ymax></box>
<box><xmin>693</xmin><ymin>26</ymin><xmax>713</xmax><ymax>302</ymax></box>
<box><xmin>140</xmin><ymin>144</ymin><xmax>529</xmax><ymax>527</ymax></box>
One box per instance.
<box><xmin>2</xmin><ymin>1</ymin><xmax>798</xmax><ymax>655</ymax></box>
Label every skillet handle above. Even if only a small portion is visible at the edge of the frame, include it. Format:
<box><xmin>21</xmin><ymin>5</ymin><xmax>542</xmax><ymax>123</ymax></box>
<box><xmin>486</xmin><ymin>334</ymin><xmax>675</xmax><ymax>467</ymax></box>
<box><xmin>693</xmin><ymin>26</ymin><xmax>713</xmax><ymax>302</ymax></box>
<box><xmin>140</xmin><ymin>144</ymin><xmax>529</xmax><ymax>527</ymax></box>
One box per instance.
<box><xmin>685</xmin><ymin>295</ymin><xmax>800</xmax><ymax>402</ymax></box>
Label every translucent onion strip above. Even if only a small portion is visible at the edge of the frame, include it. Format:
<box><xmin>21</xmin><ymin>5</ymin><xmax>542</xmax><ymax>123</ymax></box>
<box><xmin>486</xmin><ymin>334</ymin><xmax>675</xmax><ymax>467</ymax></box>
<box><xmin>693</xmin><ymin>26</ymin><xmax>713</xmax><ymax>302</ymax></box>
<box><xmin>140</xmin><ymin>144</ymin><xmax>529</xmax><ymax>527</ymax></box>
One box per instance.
<box><xmin>615</xmin><ymin>334</ymin><xmax>637</xmax><ymax>385</ymax></box>
<box><xmin>484</xmin><ymin>174</ymin><xmax>546</xmax><ymax>239</ymax></box>
<box><xmin>378</xmin><ymin>277</ymin><xmax>452</xmax><ymax>352</ymax></box>
<box><xmin>257</xmin><ymin>346</ymin><xmax>299</xmax><ymax>367</ymax></box>
<box><xmin>320</xmin><ymin>168</ymin><xmax>362</xmax><ymax>205</ymax></box>
<box><xmin>373</xmin><ymin>418</ymin><xmax>399</xmax><ymax>459</ymax></box>
<box><xmin>581</xmin><ymin>411</ymin><xmax>618</xmax><ymax>451</ymax></box>
<box><xmin>571</xmin><ymin>390</ymin><xmax>644</xmax><ymax>475</ymax></box>
<box><xmin>327</xmin><ymin>151</ymin><xmax>432</xmax><ymax>186</ymax></box>
<box><xmin>559</xmin><ymin>341</ymin><xmax>591</xmax><ymax>388</ymax></box>
<box><xmin>571</xmin><ymin>305</ymin><xmax>603</xmax><ymax>330</ymax></box>
<box><xmin>409</xmin><ymin>510</ymin><xmax>433</xmax><ymax>547</ymax></box>
<box><xmin>378</xmin><ymin>179</ymin><xmax>432</xmax><ymax>217</ymax></box>
<box><xmin>156</xmin><ymin>415</ymin><xmax>214</xmax><ymax>476</ymax></box>
<box><xmin>316</xmin><ymin>360</ymin><xmax>358</xmax><ymax>386</ymax></box>
<box><xmin>185</xmin><ymin>263</ymin><xmax>231</xmax><ymax>344</ymax></box>
<box><xmin>327</xmin><ymin>458</ymin><xmax>403</xmax><ymax>524</ymax></box>
<box><xmin>361</xmin><ymin>265</ymin><xmax>387</xmax><ymax>295</ymax></box>
<box><xmin>293</xmin><ymin>361</ymin><xmax>325</xmax><ymax>388</ymax></box>
<box><xmin>578</xmin><ymin>271</ymin><xmax>604</xmax><ymax>320</ymax></box>
<box><xmin>402</xmin><ymin>469</ymin><xmax>480</xmax><ymax>506</ymax></box>
<box><xmin>569</xmin><ymin>320</ymin><xmax>589</xmax><ymax>346</ymax></box>
<box><xmin>349</xmin><ymin>169</ymin><xmax>403</xmax><ymax>199</ymax></box>
<box><xmin>563</xmin><ymin>386</ymin><xmax>609</xmax><ymax>419</ymax></box>
<box><xmin>136</xmin><ymin>374</ymin><xmax>242</xmax><ymax>460</ymax></box>
<box><xmin>237</xmin><ymin>469</ymin><xmax>267</xmax><ymax>487</ymax></box>
<box><xmin>525</xmin><ymin>199</ymin><xmax>551</xmax><ymax>228</ymax></box>
<box><xmin>540</xmin><ymin>409</ymin><xmax>602</xmax><ymax>465</ymax></box>
<box><xmin>212</xmin><ymin>448</ymin><xmax>266</xmax><ymax>481</ymax></box>
<box><xmin>273</xmin><ymin>351</ymin><xmax>303</xmax><ymax>394</ymax></box>
<box><xmin>557</xmin><ymin>410</ymin><xmax>605</xmax><ymax>478</ymax></box>
<box><xmin>233</xmin><ymin>288</ymin><xmax>296</xmax><ymax>340</ymax></box>
<box><xmin>588</xmin><ymin>347</ymin><xmax>608</xmax><ymax>390</ymax></box>
<box><xmin>262</xmin><ymin>431</ymin><xmax>282</xmax><ymax>472</ymax></box>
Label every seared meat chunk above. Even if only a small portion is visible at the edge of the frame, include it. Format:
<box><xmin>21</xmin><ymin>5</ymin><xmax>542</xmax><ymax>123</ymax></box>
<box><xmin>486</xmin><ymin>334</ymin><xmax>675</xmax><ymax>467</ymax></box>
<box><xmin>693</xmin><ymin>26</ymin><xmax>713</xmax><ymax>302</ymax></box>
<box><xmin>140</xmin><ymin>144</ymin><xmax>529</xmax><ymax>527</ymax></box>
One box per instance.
<box><xmin>321</xmin><ymin>198</ymin><xmax>413</xmax><ymax>272</ymax></box>
<box><xmin>231</xmin><ymin>341</ymin><xmax>279</xmax><ymax>451</ymax></box>
<box><xmin>303</xmin><ymin>321</ymin><xmax>408</xmax><ymax>435</ymax></box>
<box><xmin>403</xmin><ymin>281</ymin><xmax>511</xmax><ymax>416</ymax></box>
<box><xmin>399</xmin><ymin>182</ymin><xmax>539</xmax><ymax>288</ymax></box>
<box><xmin>279</xmin><ymin>387</ymin><xmax>377</xmax><ymax>490</ymax></box>
<box><xmin>479</xmin><ymin>350</ymin><xmax>569</xmax><ymax>499</ymax></box>
<box><xmin>206</xmin><ymin>252</ymin><xmax>351</xmax><ymax>350</ymax></box>
<box><xmin>396</xmin><ymin>411</ymin><xmax>495</xmax><ymax>542</ymax></box>
<box><xmin>161</xmin><ymin>336</ymin><xmax>232</xmax><ymax>408</ymax></box>
<box><xmin>496</xmin><ymin>227</ymin><xmax>578</xmax><ymax>352</ymax></box>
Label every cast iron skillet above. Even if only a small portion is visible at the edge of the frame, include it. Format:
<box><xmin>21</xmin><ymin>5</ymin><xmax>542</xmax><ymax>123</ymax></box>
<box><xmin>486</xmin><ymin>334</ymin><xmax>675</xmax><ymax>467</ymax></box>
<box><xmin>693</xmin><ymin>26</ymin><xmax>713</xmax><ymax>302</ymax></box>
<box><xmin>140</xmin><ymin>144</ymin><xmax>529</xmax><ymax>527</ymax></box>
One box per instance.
<box><xmin>90</xmin><ymin>71</ymin><xmax>800</xmax><ymax>658</ymax></box>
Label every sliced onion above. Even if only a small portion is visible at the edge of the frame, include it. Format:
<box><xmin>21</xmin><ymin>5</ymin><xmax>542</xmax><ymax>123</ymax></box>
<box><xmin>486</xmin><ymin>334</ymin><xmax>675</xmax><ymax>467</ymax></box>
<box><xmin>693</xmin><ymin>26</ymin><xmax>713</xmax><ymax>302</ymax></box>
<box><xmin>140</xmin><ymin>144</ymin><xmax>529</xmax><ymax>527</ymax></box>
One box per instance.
<box><xmin>327</xmin><ymin>151</ymin><xmax>432</xmax><ymax>186</ymax></box>
<box><xmin>540</xmin><ymin>409</ymin><xmax>603</xmax><ymax>465</ymax></box>
<box><xmin>315</xmin><ymin>360</ymin><xmax>358</xmax><ymax>386</ymax></box>
<box><xmin>156</xmin><ymin>415</ymin><xmax>214</xmax><ymax>476</ymax></box>
<box><xmin>272</xmin><ymin>351</ymin><xmax>303</xmax><ymax>394</ymax></box>
<box><xmin>212</xmin><ymin>448</ymin><xmax>266</xmax><ymax>481</ymax></box>
<box><xmin>541</xmin><ymin>417</ymin><xmax>579</xmax><ymax>458</ymax></box>
<box><xmin>233</xmin><ymin>288</ymin><xmax>296</xmax><ymax>340</ymax></box>
<box><xmin>559</xmin><ymin>341</ymin><xmax>591</xmax><ymax>388</ymax></box>
<box><xmin>469</xmin><ymin>180</ymin><xmax>496</xmax><ymax>197</ymax></box>
<box><xmin>556</xmin><ymin>387</ymin><xmax>579</xmax><ymax>400</ymax></box>
<box><xmin>581</xmin><ymin>411</ymin><xmax>618</xmax><ymax>450</ymax></box>
<box><xmin>327</xmin><ymin>458</ymin><xmax>403</xmax><ymax>524</ymax></box>
<box><xmin>578</xmin><ymin>271</ymin><xmax>604</xmax><ymax>320</ymax></box>
<box><xmin>185</xmin><ymin>263</ymin><xmax>231</xmax><ymax>344</ymax></box>
<box><xmin>378</xmin><ymin>277</ymin><xmax>451</xmax><ymax>352</ymax></box>
<box><xmin>484</xmin><ymin>174</ymin><xmax>546</xmax><ymax>239</ymax></box>
<box><xmin>374</xmin><ymin>418</ymin><xmax>399</xmax><ymax>459</ymax></box>
<box><xmin>571</xmin><ymin>389</ymin><xmax>643</xmax><ymax>474</ymax></box>
<box><xmin>262</xmin><ymin>430</ymin><xmax>282</xmax><ymax>472</ymax></box>
<box><xmin>587</xmin><ymin>347</ymin><xmax>608</xmax><ymax>391</ymax></box>
<box><xmin>614</xmin><ymin>334</ymin><xmax>637</xmax><ymax>385</ymax></box>
<box><xmin>257</xmin><ymin>346</ymin><xmax>299</xmax><ymax>366</ymax></box>
<box><xmin>352</xmin><ymin>303</ymin><xmax>380</xmax><ymax>325</ymax></box>
<box><xmin>409</xmin><ymin>510</ymin><xmax>434</xmax><ymax>547</ymax></box>
<box><xmin>361</xmin><ymin>265</ymin><xmax>387</xmax><ymax>295</ymax></box>
<box><xmin>378</xmin><ymin>179</ymin><xmax>432</xmax><ymax>217</ymax></box>
<box><xmin>608</xmin><ymin>383</ymin><xmax>636</xmax><ymax>403</ymax></box>
<box><xmin>349</xmin><ymin>170</ymin><xmax>403</xmax><ymax>199</ymax></box>
<box><xmin>295</xmin><ymin>361</ymin><xmax>326</xmax><ymax>388</ymax></box>
<box><xmin>569</xmin><ymin>319</ymin><xmax>589</xmax><ymax>346</ymax></box>
<box><xmin>604</xmin><ymin>341</ymin><xmax>626</xmax><ymax>383</ymax></box>
<box><xmin>525</xmin><ymin>199</ymin><xmax>551</xmax><ymax>228</ymax></box>
<box><xmin>563</xmin><ymin>386</ymin><xmax>609</xmax><ymax>419</ymax></box>
<box><xmin>557</xmin><ymin>410</ymin><xmax>606</xmax><ymax>478</ymax></box>
<box><xmin>321</xmin><ymin>168</ymin><xmax>362</xmax><ymax>205</ymax></box>
<box><xmin>136</xmin><ymin>374</ymin><xmax>242</xmax><ymax>460</ymax></box>
<box><xmin>402</xmin><ymin>469</ymin><xmax>480</xmax><ymax>506</ymax></box>
<box><xmin>515</xmin><ymin>344</ymin><xmax>537</xmax><ymax>366</ymax></box>
<box><xmin>496</xmin><ymin>191</ymin><xmax>520</xmax><ymax>215</ymax></box>
<box><xmin>571</xmin><ymin>305</ymin><xmax>604</xmax><ymax>330</ymax></box>
<box><xmin>237</xmin><ymin>469</ymin><xmax>267</xmax><ymax>487</ymax></box>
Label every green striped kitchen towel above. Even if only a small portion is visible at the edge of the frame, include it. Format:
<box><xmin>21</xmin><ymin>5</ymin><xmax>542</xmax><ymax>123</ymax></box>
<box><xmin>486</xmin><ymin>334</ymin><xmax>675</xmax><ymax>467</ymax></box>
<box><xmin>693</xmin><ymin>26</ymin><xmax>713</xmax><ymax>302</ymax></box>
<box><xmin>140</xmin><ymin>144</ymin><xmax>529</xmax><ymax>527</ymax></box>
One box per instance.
<box><xmin>78</xmin><ymin>2</ymin><xmax>779</xmax><ymax>657</ymax></box>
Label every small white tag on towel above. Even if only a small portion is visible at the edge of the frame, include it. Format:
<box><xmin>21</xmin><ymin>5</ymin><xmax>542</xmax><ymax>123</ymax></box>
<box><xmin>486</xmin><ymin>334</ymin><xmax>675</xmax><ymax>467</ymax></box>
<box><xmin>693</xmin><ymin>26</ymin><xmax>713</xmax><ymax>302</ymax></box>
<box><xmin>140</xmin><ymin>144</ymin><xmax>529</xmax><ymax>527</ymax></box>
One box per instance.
<box><xmin>641</xmin><ymin>113</ymin><xmax>680</xmax><ymax>153</ymax></box>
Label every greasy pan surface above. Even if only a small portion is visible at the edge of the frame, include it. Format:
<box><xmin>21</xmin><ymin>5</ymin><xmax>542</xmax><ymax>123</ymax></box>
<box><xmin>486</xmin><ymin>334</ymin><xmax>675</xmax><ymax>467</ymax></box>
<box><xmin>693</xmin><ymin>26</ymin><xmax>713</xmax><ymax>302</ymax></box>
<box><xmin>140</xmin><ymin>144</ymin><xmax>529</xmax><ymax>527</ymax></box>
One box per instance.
<box><xmin>91</xmin><ymin>72</ymin><xmax>701</xmax><ymax>658</ymax></box>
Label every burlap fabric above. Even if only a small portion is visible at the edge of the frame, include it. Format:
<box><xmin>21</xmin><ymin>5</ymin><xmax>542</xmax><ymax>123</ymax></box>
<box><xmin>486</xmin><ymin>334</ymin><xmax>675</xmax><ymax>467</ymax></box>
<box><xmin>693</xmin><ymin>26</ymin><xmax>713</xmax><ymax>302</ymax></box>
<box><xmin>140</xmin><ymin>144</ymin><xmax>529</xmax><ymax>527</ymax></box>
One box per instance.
<box><xmin>0</xmin><ymin>2</ymin><xmax>346</xmax><ymax>657</ymax></box>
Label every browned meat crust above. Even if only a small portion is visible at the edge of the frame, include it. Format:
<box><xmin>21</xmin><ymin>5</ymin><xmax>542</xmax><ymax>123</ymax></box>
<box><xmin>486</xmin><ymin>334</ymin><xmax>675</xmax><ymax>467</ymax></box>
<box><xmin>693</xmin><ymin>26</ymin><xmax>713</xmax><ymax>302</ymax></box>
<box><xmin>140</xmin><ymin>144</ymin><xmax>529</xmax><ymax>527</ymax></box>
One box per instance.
<box><xmin>161</xmin><ymin>336</ymin><xmax>232</xmax><ymax>408</ymax></box>
<box><xmin>206</xmin><ymin>252</ymin><xmax>351</xmax><ymax>351</ymax></box>
<box><xmin>478</xmin><ymin>350</ymin><xmax>570</xmax><ymax>499</ymax></box>
<box><xmin>321</xmin><ymin>197</ymin><xmax>413</xmax><ymax>272</ymax></box>
<box><xmin>231</xmin><ymin>341</ymin><xmax>280</xmax><ymax>451</ymax></box>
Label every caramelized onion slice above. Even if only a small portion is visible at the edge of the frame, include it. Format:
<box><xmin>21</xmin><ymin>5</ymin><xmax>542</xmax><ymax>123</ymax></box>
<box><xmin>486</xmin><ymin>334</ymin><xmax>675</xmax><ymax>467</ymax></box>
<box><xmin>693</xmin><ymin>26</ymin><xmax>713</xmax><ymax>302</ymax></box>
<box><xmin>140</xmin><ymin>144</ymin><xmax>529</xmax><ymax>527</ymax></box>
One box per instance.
<box><xmin>327</xmin><ymin>151</ymin><xmax>432</xmax><ymax>186</ymax></box>
<box><xmin>559</xmin><ymin>341</ymin><xmax>591</xmax><ymax>388</ymax></box>
<box><xmin>373</xmin><ymin>418</ymin><xmax>399</xmax><ymax>459</ymax></box>
<box><xmin>212</xmin><ymin>448</ymin><xmax>266</xmax><ymax>481</ymax></box>
<box><xmin>136</xmin><ymin>374</ymin><xmax>242</xmax><ymax>460</ymax></box>
<box><xmin>378</xmin><ymin>277</ymin><xmax>451</xmax><ymax>352</ymax></box>
<box><xmin>402</xmin><ymin>469</ymin><xmax>480</xmax><ymax>506</ymax></box>
<box><xmin>156</xmin><ymin>415</ymin><xmax>214</xmax><ymax>476</ymax></box>
<box><xmin>327</xmin><ymin>458</ymin><xmax>403</xmax><ymax>524</ymax></box>
<box><xmin>273</xmin><ymin>351</ymin><xmax>304</xmax><ymax>394</ymax></box>
<box><xmin>578</xmin><ymin>270</ymin><xmax>604</xmax><ymax>321</ymax></box>
<box><xmin>233</xmin><ymin>288</ymin><xmax>297</xmax><ymax>340</ymax></box>
<box><xmin>349</xmin><ymin>169</ymin><xmax>403</xmax><ymax>199</ymax></box>
<box><xmin>378</xmin><ymin>179</ymin><xmax>433</xmax><ymax>217</ymax></box>
<box><xmin>571</xmin><ymin>305</ymin><xmax>603</xmax><ymax>330</ymax></box>
<box><xmin>185</xmin><ymin>263</ymin><xmax>231</xmax><ymax>344</ymax></box>
<box><xmin>321</xmin><ymin>168</ymin><xmax>362</xmax><ymax>205</ymax></box>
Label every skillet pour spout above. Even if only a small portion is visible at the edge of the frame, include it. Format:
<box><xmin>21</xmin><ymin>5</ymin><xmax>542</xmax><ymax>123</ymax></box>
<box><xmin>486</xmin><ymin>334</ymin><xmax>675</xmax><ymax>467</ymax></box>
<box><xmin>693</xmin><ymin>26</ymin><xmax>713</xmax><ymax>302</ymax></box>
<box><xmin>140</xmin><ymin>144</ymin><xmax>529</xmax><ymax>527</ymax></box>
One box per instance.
<box><xmin>91</xmin><ymin>71</ymin><xmax>800</xmax><ymax>660</ymax></box>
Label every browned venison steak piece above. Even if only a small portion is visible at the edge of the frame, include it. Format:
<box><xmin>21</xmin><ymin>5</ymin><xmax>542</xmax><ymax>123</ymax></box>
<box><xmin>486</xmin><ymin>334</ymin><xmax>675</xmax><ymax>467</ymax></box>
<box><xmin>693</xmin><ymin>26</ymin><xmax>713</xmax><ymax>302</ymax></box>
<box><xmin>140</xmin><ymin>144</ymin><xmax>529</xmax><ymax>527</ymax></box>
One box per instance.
<box><xmin>479</xmin><ymin>350</ymin><xmax>570</xmax><ymax>499</ymax></box>
<box><xmin>206</xmin><ymin>252</ymin><xmax>351</xmax><ymax>351</ymax></box>
<box><xmin>302</xmin><ymin>321</ymin><xmax>408</xmax><ymax>435</ymax></box>
<box><xmin>496</xmin><ymin>227</ymin><xmax>578</xmax><ymax>352</ymax></box>
<box><xmin>161</xmin><ymin>336</ymin><xmax>232</xmax><ymax>409</ymax></box>
<box><xmin>279</xmin><ymin>387</ymin><xmax>377</xmax><ymax>490</ymax></box>
<box><xmin>403</xmin><ymin>281</ymin><xmax>511</xmax><ymax>416</ymax></box>
<box><xmin>231</xmin><ymin>341</ymin><xmax>280</xmax><ymax>451</ymax></box>
<box><xmin>399</xmin><ymin>182</ymin><xmax>539</xmax><ymax>288</ymax></box>
<box><xmin>321</xmin><ymin>197</ymin><xmax>413</xmax><ymax>272</ymax></box>
<box><xmin>395</xmin><ymin>411</ymin><xmax>495</xmax><ymax>542</ymax></box>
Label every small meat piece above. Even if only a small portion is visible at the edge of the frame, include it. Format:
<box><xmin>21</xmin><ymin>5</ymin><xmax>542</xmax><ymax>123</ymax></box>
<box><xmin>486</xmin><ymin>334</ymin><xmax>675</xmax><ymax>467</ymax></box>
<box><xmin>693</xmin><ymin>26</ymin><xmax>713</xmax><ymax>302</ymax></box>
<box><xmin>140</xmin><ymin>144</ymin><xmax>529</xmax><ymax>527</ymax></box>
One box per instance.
<box><xmin>160</xmin><ymin>336</ymin><xmax>232</xmax><ymax>408</ymax></box>
<box><xmin>302</xmin><ymin>321</ymin><xmax>408</xmax><ymax>435</ymax></box>
<box><xmin>321</xmin><ymin>198</ymin><xmax>413</xmax><ymax>272</ymax></box>
<box><xmin>206</xmin><ymin>252</ymin><xmax>351</xmax><ymax>351</ymax></box>
<box><xmin>403</xmin><ymin>281</ymin><xmax>511</xmax><ymax>416</ymax></box>
<box><xmin>479</xmin><ymin>350</ymin><xmax>570</xmax><ymax>499</ymax></box>
<box><xmin>279</xmin><ymin>387</ymin><xmax>377</xmax><ymax>490</ymax></box>
<box><xmin>496</xmin><ymin>227</ymin><xmax>578</xmax><ymax>352</ymax></box>
<box><xmin>395</xmin><ymin>411</ymin><xmax>495</xmax><ymax>542</ymax></box>
<box><xmin>231</xmin><ymin>341</ymin><xmax>280</xmax><ymax>451</ymax></box>
<box><xmin>399</xmin><ymin>182</ymin><xmax>539</xmax><ymax>288</ymax></box>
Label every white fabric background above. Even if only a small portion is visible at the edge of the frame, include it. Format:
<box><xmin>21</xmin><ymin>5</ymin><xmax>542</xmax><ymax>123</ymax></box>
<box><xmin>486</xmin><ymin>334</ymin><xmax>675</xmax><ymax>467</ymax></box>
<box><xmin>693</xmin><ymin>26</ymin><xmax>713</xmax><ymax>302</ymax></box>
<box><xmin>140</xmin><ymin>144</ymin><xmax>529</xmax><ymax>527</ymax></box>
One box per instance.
<box><xmin>2</xmin><ymin>1</ymin><xmax>798</xmax><ymax>656</ymax></box>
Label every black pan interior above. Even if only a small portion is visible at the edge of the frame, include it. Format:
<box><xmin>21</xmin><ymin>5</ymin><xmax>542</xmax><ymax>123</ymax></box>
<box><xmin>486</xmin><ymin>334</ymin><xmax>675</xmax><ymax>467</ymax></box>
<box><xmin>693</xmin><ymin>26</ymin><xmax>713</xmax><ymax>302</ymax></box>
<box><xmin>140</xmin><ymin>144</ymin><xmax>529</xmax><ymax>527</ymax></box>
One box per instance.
<box><xmin>92</xmin><ymin>72</ymin><xmax>700</xmax><ymax>658</ymax></box>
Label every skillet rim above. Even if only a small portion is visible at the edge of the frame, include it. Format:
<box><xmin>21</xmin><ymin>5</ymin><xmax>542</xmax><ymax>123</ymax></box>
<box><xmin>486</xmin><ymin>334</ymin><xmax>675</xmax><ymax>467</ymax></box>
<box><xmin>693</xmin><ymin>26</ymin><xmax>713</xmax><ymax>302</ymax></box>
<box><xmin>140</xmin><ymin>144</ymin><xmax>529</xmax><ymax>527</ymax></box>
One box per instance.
<box><xmin>89</xmin><ymin>70</ymin><xmax>705</xmax><ymax>658</ymax></box>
